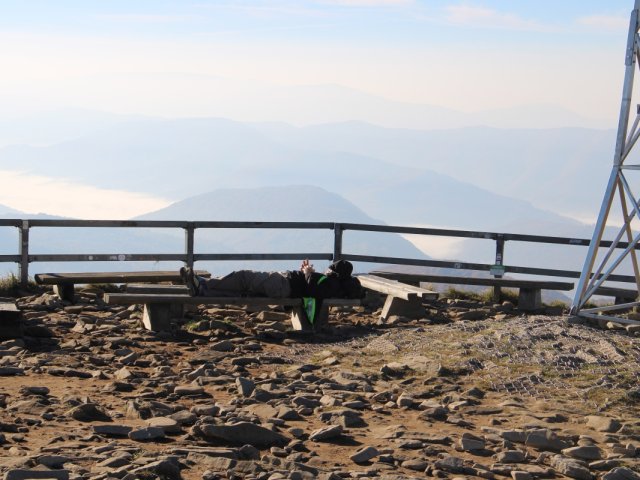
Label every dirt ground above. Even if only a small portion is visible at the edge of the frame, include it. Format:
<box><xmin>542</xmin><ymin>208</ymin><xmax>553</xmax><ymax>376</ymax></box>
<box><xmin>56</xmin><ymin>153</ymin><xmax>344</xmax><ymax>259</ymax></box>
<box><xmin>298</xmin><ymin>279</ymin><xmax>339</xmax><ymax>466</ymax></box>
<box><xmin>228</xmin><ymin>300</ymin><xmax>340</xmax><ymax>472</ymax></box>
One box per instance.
<box><xmin>1</xmin><ymin>290</ymin><xmax>639</xmax><ymax>479</ymax></box>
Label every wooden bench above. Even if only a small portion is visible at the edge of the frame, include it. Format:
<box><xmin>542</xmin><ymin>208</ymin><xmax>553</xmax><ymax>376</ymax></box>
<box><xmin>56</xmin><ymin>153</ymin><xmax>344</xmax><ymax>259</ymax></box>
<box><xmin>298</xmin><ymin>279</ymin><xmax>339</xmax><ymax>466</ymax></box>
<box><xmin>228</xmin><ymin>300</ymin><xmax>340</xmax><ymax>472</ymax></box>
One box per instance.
<box><xmin>369</xmin><ymin>272</ymin><xmax>574</xmax><ymax>312</ymax></box>
<box><xmin>103</xmin><ymin>293</ymin><xmax>361</xmax><ymax>332</ymax></box>
<box><xmin>35</xmin><ymin>270</ymin><xmax>210</xmax><ymax>302</ymax></box>
<box><xmin>357</xmin><ymin>274</ymin><xmax>438</xmax><ymax>321</ymax></box>
<box><xmin>593</xmin><ymin>286</ymin><xmax>638</xmax><ymax>304</ymax></box>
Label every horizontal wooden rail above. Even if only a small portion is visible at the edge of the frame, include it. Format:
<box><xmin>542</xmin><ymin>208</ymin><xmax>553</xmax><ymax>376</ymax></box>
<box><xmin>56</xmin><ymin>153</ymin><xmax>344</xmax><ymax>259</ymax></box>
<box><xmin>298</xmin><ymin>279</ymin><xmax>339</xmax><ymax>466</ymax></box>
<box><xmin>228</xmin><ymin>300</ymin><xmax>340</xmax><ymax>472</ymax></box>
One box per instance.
<box><xmin>342</xmin><ymin>254</ymin><xmax>493</xmax><ymax>272</ymax></box>
<box><xmin>194</xmin><ymin>253</ymin><xmax>333</xmax><ymax>261</ymax></box>
<box><xmin>339</xmin><ymin>222</ymin><xmax>637</xmax><ymax>250</ymax></box>
<box><xmin>29</xmin><ymin>254</ymin><xmax>186</xmax><ymax>262</ymax></box>
<box><xmin>0</xmin><ymin>218</ymin><xmax>637</xmax><ymax>289</ymax></box>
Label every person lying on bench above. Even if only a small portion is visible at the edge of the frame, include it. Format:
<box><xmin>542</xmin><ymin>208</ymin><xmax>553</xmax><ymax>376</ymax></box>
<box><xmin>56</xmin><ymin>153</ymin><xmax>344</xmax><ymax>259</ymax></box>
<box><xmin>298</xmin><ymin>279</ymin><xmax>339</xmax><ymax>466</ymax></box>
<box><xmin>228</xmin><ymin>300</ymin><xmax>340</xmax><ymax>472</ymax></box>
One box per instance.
<box><xmin>180</xmin><ymin>259</ymin><xmax>362</xmax><ymax>298</ymax></box>
<box><xmin>180</xmin><ymin>260</ymin><xmax>363</xmax><ymax>325</ymax></box>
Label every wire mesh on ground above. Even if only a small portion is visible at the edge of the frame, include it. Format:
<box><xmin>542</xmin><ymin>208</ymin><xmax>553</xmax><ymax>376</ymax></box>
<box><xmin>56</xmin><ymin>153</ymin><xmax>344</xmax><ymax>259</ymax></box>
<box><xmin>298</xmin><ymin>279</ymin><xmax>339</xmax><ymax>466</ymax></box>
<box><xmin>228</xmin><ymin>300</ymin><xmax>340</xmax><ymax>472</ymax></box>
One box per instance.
<box><xmin>287</xmin><ymin>316</ymin><xmax>640</xmax><ymax>407</ymax></box>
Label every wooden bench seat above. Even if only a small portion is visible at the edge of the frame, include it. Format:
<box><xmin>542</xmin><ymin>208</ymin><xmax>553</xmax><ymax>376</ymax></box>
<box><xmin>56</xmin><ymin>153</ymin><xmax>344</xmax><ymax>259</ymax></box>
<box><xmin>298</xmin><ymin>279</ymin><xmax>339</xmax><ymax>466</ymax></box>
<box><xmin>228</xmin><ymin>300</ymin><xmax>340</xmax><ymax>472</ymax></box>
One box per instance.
<box><xmin>369</xmin><ymin>272</ymin><xmax>574</xmax><ymax>312</ymax></box>
<box><xmin>357</xmin><ymin>274</ymin><xmax>438</xmax><ymax>321</ymax></box>
<box><xmin>126</xmin><ymin>284</ymin><xmax>190</xmax><ymax>294</ymax></box>
<box><xmin>103</xmin><ymin>293</ymin><xmax>361</xmax><ymax>332</ymax></box>
<box><xmin>35</xmin><ymin>270</ymin><xmax>210</xmax><ymax>302</ymax></box>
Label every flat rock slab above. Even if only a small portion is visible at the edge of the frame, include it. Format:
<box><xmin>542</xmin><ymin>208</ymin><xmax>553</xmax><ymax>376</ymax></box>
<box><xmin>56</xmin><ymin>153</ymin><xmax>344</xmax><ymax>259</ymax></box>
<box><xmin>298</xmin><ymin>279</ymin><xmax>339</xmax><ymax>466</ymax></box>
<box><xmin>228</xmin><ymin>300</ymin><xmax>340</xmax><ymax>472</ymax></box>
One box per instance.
<box><xmin>603</xmin><ymin>467</ymin><xmax>640</xmax><ymax>480</ymax></box>
<box><xmin>65</xmin><ymin>403</ymin><xmax>111</xmax><ymax>422</ymax></box>
<box><xmin>4</xmin><ymin>470</ymin><xmax>70</xmax><ymax>480</ymax></box>
<box><xmin>147</xmin><ymin>416</ymin><xmax>182</xmax><ymax>434</ymax></box>
<box><xmin>174</xmin><ymin>385</ymin><xmax>205</xmax><ymax>396</ymax></box>
<box><xmin>93</xmin><ymin>424</ymin><xmax>132</xmax><ymax>437</ymax></box>
<box><xmin>199</xmin><ymin>422</ymin><xmax>288</xmax><ymax>447</ymax></box>
<box><xmin>350</xmin><ymin>445</ymin><xmax>379</xmax><ymax>463</ymax></box>
<box><xmin>309</xmin><ymin>425</ymin><xmax>344</xmax><ymax>442</ymax></box>
<box><xmin>128</xmin><ymin>426</ymin><xmax>166</xmax><ymax>441</ymax></box>
<box><xmin>586</xmin><ymin>415</ymin><xmax>621</xmax><ymax>433</ymax></box>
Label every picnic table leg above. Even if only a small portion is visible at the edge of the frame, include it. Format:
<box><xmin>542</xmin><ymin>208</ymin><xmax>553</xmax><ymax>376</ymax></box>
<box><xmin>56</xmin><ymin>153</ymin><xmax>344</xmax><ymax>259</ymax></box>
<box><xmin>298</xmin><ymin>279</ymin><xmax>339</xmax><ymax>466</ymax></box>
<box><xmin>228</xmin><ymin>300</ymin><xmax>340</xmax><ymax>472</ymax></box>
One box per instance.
<box><xmin>381</xmin><ymin>296</ymin><xmax>425</xmax><ymax>321</ymax></box>
<box><xmin>53</xmin><ymin>282</ymin><xmax>75</xmax><ymax>303</ymax></box>
<box><xmin>615</xmin><ymin>294</ymin><xmax>637</xmax><ymax>305</ymax></box>
<box><xmin>492</xmin><ymin>286</ymin><xmax>502</xmax><ymax>303</ymax></box>
<box><xmin>518</xmin><ymin>288</ymin><xmax>542</xmax><ymax>311</ymax></box>
<box><xmin>142</xmin><ymin>302</ymin><xmax>183</xmax><ymax>331</ymax></box>
<box><xmin>0</xmin><ymin>303</ymin><xmax>23</xmax><ymax>339</ymax></box>
<box><xmin>290</xmin><ymin>306</ymin><xmax>313</xmax><ymax>332</ymax></box>
<box><xmin>314</xmin><ymin>304</ymin><xmax>330</xmax><ymax>331</ymax></box>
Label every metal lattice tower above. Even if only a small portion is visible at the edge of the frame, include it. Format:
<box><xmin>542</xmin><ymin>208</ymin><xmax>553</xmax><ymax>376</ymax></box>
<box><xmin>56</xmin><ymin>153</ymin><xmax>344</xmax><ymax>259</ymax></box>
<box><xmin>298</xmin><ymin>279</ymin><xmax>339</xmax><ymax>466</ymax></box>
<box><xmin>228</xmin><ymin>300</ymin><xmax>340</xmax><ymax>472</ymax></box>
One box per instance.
<box><xmin>571</xmin><ymin>0</ymin><xmax>640</xmax><ymax>323</ymax></box>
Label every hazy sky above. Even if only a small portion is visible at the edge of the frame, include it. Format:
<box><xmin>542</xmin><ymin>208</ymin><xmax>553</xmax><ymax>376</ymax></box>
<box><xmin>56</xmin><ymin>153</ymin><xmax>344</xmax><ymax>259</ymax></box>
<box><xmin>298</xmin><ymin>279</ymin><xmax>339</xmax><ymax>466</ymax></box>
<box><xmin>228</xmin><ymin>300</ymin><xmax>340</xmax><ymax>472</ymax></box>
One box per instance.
<box><xmin>0</xmin><ymin>0</ymin><xmax>637</xmax><ymax>220</ymax></box>
<box><xmin>0</xmin><ymin>0</ymin><xmax>633</xmax><ymax>121</ymax></box>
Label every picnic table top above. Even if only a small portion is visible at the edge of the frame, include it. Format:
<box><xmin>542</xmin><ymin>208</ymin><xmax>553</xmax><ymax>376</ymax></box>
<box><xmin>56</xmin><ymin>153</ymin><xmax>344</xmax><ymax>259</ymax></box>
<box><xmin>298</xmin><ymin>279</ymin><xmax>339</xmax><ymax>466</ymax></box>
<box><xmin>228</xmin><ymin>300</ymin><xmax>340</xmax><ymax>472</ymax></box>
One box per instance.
<box><xmin>35</xmin><ymin>270</ymin><xmax>210</xmax><ymax>285</ymax></box>
<box><xmin>369</xmin><ymin>272</ymin><xmax>574</xmax><ymax>290</ymax></box>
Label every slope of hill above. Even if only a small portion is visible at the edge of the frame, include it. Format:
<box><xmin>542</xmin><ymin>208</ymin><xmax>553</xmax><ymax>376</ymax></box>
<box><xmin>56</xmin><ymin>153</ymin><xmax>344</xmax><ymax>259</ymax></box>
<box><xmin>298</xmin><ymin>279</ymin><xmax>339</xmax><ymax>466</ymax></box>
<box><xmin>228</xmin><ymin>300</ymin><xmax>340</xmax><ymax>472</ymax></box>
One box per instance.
<box><xmin>136</xmin><ymin>185</ymin><xmax>427</xmax><ymax>273</ymax></box>
<box><xmin>0</xmin><ymin>187</ymin><xmax>427</xmax><ymax>276</ymax></box>
<box><xmin>0</xmin><ymin>203</ymin><xmax>26</xmax><ymax>217</ymax></box>
<box><xmin>251</xmin><ymin>121</ymin><xmax>615</xmax><ymax>221</ymax></box>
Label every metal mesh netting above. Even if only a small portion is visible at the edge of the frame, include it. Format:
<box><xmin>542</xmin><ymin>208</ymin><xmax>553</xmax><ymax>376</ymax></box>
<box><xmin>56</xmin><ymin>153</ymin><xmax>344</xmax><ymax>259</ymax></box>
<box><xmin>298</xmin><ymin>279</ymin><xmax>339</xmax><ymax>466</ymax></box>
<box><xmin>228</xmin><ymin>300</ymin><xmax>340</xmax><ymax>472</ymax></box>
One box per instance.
<box><xmin>287</xmin><ymin>315</ymin><xmax>640</xmax><ymax>403</ymax></box>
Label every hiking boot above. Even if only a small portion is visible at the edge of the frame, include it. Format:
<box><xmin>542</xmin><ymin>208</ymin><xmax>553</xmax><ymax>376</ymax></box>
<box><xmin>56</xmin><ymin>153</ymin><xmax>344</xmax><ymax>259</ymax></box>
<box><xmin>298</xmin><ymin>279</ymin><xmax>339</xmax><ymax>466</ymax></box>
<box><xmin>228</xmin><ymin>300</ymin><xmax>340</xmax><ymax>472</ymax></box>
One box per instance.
<box><xmin>180</xmin><ymin>266</ymin><xmax>199</xmax><ymax>297</ymax></box>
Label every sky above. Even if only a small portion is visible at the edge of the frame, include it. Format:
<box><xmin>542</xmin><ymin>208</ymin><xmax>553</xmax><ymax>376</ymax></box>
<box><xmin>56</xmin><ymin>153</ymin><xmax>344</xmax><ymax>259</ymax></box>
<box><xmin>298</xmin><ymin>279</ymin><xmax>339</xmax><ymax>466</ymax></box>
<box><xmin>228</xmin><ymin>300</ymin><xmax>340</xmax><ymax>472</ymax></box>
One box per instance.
<box><xmin>0</xmin><ymin>0</ymin><xmax>637</xmax><ymax>219</ymax></box>
<box><xmin>0</xmin><ymin>0</ymin><xmax>633</xmax><ymax>120</ymax></box>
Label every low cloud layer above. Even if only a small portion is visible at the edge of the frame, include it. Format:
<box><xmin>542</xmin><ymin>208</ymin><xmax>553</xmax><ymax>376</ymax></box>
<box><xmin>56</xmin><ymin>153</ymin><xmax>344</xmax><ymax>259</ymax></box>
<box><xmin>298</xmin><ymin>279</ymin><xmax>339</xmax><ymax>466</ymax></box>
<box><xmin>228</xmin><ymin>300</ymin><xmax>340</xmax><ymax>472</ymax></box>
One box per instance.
<box><xmin>0</xmin><ymin>170</ymin><xmax>171</xmax><ymax>219</ymax></box>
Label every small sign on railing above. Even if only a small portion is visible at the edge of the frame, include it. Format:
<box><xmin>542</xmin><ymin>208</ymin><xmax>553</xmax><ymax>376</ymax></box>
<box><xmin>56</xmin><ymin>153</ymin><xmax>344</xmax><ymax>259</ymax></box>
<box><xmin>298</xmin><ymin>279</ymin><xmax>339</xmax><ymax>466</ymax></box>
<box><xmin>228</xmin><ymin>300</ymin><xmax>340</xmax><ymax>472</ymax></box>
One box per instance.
<box><xmin>490</xmin><ymin>264</ymin><xmax>506</xmax><ymax>278</ymax></box>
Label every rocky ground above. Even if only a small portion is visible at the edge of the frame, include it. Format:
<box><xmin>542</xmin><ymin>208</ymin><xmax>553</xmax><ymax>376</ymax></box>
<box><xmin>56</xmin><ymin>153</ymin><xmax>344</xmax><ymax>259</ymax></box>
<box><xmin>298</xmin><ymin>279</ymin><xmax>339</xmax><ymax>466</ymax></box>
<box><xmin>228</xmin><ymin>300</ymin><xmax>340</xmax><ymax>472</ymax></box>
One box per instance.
<box><xmin>1</xmin><ymin>287</ymin><xmax>640</xmax><ymax>480</ymax></box>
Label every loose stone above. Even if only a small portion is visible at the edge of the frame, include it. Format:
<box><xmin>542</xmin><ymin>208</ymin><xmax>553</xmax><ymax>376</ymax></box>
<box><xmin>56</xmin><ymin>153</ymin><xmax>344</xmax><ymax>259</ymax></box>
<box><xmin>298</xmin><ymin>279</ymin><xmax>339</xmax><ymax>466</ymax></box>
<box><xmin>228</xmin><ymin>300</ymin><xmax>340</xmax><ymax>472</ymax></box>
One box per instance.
<box><xmin>128</xmin><ymin>426</ymin><xmax>166</xmax><ymax>441</ymax></box>
<box><xmin>199</xmin><ymin>422</ymin><xmax>288</xmax><ymax>447</ymax></box>
<box><xmin>309</xmin><ymin>425</ymin><xmax>344</xmax><ymax>442</ymax></box>
<box><xmin>350</xmin><ymin>446</ymin><xmax>379</xmax><ymax>463</ymax></box>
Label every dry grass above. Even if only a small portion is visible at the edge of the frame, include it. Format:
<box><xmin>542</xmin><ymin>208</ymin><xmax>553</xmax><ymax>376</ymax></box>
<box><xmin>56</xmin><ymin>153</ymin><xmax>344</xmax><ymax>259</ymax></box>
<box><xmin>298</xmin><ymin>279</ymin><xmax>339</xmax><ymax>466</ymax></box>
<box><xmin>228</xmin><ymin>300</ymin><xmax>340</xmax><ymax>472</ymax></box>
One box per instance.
<box><xmin>0</xmin><ymin>273</ymin><xmax>39</xmax><ymax>297</ymax></box>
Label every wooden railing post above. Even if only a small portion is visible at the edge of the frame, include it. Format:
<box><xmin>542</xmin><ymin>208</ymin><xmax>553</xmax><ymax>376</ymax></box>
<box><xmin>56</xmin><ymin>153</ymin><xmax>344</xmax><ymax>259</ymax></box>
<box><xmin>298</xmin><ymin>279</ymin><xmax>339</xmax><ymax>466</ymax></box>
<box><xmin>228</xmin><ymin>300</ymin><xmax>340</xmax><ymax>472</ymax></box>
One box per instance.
<box><xmin>333</xmin><ymin>223</ymin><xmax>343</xmax><ymax>261</ymax></box>
<box><xmin>184</xmin><ymin>223</ymin><xmax>195</xmax><ymax>268</ymax></box>
<box><xmin>492</xmin><ymin>235</ymin><xmax>505</xmax><ymax>302</ymax></box>
<box><xmin>19</xmin><ymin>220</ymin><xmax>29</xmax><ymax>287</ymax></box>
<box><xmin>494</xmin><ymin>235</ymin><xmax>505</xmax><ymax>275</ymax></box>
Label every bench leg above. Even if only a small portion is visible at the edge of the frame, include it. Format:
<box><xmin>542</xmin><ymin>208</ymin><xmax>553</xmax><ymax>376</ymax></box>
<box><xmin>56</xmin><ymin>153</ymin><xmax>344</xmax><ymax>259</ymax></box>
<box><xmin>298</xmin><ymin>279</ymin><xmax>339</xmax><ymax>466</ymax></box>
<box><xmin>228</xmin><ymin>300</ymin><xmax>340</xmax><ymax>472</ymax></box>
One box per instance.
<box><xmin>492</xmin><ymin>286</ymin><xmax>502</xmax><ymax>303</ymax></box>
<box><xmin>290</xmin><ymin>306</ymin><xmax>313</xmax><ymax>331</ymax></box>
<box><xmin>518</xmin><ymin>288</ymin><xmax>542</xmax><ymax>311</ymax></box>
<box><xmin>615</xmin><ymin>295</ymin><xmax>637</xmax><ymax>305</ymax></box>
<box><xmin>381</xmin><ymin>295</ymin><xmax>425</xmax><ymax>321</ymax></box>
<box><xmin>142</xmin><ymin>302</ymin><xmax>183</xmax><ymax>331</ymax></box>
<box><xmin>290</xmin><ymin>304</ymin><xmax>330</xmax><ymax>332</ymax></box>
<box><xmin>0</xmin><ymin>303</ymin><xmax>22</xmax><ymax>340</ymax></box>
<box><xmin>53</xmin><ymin>283</ymin><xmax>75</xmax><ymax>303</ymax></box>
<box><xmin>315</xmin><ymin>304</ymin><xmax>330</xmax><ymax>330</ymax></box>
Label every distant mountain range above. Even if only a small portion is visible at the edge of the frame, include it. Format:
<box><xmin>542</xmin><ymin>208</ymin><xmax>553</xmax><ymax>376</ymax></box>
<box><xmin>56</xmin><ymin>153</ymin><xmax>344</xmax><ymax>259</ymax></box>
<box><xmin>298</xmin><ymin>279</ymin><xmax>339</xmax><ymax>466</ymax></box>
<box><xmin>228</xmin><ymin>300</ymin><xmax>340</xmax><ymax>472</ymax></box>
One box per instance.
<box><xmin>251</xmin><ymin>121</ymin><xmax>615</xmax><ymax>223</ymax></box>
<box><xmin>0</xmin><ymin>114</ymin><xmax>609</xmax><ymax>229</ymax></box>
<box><xmin>1</xmin><ymin>76</ymin><xmax>607</xmax><ymax>134</ymax></box>
<box><xmin>0</xmin><ymin>109</ymin><xmax>624</xmax><ymax>286</ymax></box>
<box><xmin>0</xmin><ymin>187</ymin><xmax>427</xmax><ymax>276</ymax></box>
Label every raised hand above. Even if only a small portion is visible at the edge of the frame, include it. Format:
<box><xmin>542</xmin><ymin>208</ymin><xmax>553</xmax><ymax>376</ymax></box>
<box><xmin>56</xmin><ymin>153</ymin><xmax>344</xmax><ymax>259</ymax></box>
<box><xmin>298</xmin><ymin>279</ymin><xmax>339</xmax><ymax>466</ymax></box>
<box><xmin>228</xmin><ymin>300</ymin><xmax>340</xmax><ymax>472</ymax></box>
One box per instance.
<box><xmin>301</xmin><ymin>259</ymin><xmax>315</xmax><ymax>274</ymax></box>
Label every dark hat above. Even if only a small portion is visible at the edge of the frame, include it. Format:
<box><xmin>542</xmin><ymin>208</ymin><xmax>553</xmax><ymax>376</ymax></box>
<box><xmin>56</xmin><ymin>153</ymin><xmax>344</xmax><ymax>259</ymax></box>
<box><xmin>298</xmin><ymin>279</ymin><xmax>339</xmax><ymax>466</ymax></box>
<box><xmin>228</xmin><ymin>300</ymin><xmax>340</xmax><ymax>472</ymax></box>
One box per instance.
<box><xmin>328</xmin><ymin>260</ymin><xmax>353</xmax><ymax>279</ymax></box>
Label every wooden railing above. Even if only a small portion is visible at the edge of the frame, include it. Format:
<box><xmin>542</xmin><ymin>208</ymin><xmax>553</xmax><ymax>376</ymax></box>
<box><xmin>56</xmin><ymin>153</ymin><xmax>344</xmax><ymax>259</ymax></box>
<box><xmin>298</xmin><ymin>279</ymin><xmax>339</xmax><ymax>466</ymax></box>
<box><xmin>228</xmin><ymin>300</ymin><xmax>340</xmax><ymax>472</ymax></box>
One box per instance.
<box><xmin>0</xmin><ymin>219</ymin><xmax>636</xmax><ymax>287</ymax></box>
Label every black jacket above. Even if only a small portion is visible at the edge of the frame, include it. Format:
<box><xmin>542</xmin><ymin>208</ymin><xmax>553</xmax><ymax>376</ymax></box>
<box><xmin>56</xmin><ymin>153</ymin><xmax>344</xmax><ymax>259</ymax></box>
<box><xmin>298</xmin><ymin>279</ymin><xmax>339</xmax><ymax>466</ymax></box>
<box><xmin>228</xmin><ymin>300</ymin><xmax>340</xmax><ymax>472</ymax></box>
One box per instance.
<box><xmin>287</xmin><ymin>270</ymin><xmax>364</xmax><ymax>299</ymax></box>
<box><xmin>286</xmin><ymin>270</ymin><xmax>342</xmax><ymax>298</ymax></box>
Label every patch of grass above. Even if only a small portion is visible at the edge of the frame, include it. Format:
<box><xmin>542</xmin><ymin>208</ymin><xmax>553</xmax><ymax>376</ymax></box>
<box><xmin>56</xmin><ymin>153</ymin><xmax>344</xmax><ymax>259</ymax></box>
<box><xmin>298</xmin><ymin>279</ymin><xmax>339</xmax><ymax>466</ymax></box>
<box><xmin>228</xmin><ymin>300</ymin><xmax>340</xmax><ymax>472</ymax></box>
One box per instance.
<box><xmin>0</xmin><ymin>273</ymin><xmax>39</xmax><ymax>297</ymax></box>
<box><xmin>442</xmin><ymin>286</ymin><xmax>519</xmax><ymax>305</ymax></box>
<box><xmin>546</xmin><ymin>300</ymin><xmax>569</xmax><ymax>309</ymax></box>
<box><xmin>184</xmin><ymin>319</ymin><xmax>206</xmax><ymax>332</ymax></box>
<box><xmin>443</xmin><ymin>287</ymin><xmax>483</xmax><ymax>301</ymax></box>
<box><xmin>86</xmin><ymin>283</ymin><xmax>122</xmax><ymax>293</ymax></box>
